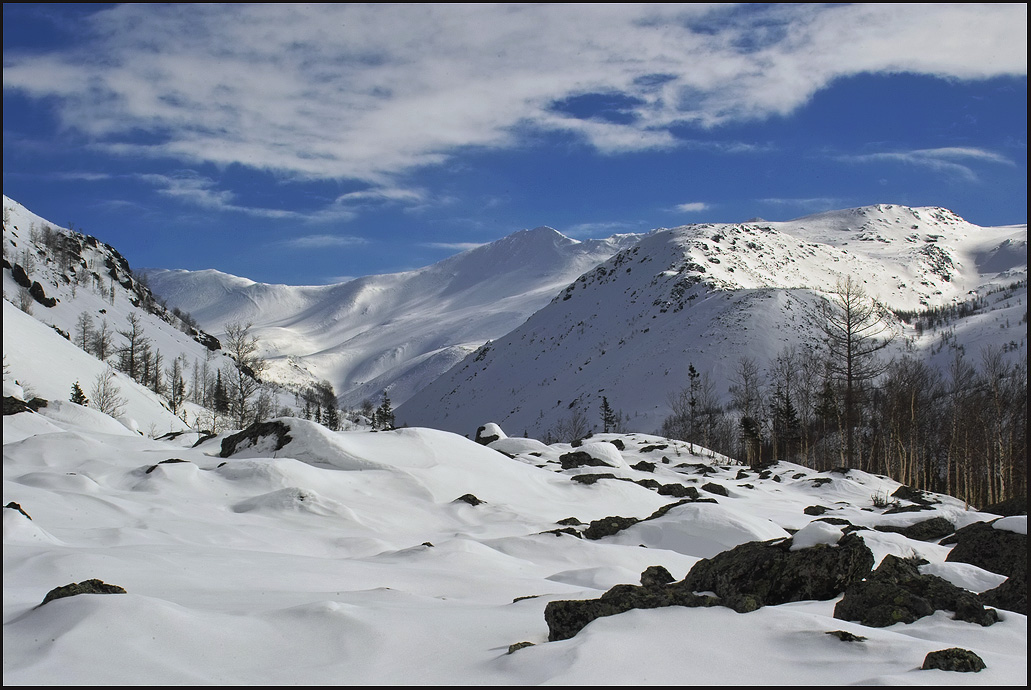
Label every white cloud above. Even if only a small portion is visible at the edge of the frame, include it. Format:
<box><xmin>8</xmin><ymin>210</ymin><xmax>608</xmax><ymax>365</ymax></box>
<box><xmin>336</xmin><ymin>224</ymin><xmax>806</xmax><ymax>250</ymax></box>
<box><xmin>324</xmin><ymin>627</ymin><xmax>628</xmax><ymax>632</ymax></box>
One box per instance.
<box><xmin>420</xmin><ymin>242</ymin><xmax>487</xmax><ymax>252</ymax></box>
<box><xmin>277</xmin><ymin>234</ymin><xmax>368</xmax><ymax>250</ymax></box>
<box><xmin>839</xmin><ymin>147</ymin><xmax>1015</xmax><ymax>181</ymax></box>
<box><xmin>4</xmin><ymin>4</ymin><xmax>1025</xmax><ymax>188</ymax></box>
<box><xmin>675</xmin><ymin>202</ymin><xmax>710</xmax><ymax>213</ymax></box>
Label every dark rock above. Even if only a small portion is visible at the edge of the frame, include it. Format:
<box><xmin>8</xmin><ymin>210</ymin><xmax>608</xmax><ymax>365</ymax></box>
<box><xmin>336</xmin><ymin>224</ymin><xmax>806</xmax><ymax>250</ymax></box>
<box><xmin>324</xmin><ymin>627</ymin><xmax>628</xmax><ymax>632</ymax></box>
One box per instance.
<box><xmin>834</xmin><ymin>554</ymin><xmax>999</xmax><ymax>627</ymax></box>
<box><xmin>39</xmin><ymin>579</ymin><xmax>127</xmax><ymax>606</ymax></box>
<box><xmin>631</xmin><ymin>461</ymin><xmax>656</xmax><ymax>472</ymax></box>
<box><xmin>736</xmin><ymin>470</ymin><xmax>750</xmax><ymax>480</ymax></box>
<box><xmin>29</xmin><ymin>281</ymin><xmax>57</xmax><ymax>307</ymax></box>
<box><xmin>701</xmin><ymin>482</ymin><xmax>728</xmax><ymax>496</ymax></box>
<box><xmin>772</xmin><ymin>474</ymin><xmax>782</xmax><ymax>483</ymax></box>
<box><xmin>792</xmin><ymin>473</ymin><xmax>806</xmax><ymax>479</ymax></box>
<box><xmin>194</xmin><ymin>332</ymin><xmax>221</xmax><ymax>351</ymax></box>
<box><xmin>921</xmin><ymin>648</ymin><xmax>985</xmax><ymax>673</ymax></box>
<box><xmin>144</xmin><ymin>458</ymin><xmax>190</xmax><ymax>474</ymax></box>
<box><xmin>804</xmin><ymin>505</ymin><xmax>829</xmax><ymax>516</ymax></box>
<box><xmin>191</xmin><ymin>432</ymin><xmax>217</xmax><ymax>448</ymax></box>
<box><xmin>474</xmin><ymin>425</ymin><xmax>500</xmax><ymax>445</ymax></box>
<box><xmin>556</xmin><ymin>517</ymin><xmax>583</xmax><ymax>526</ymax></box>
<box><xmin>634</xmin><ymin>478</ymin><xmax>662</xmax><ymax>489</ymax></box>
<box><xmin>678</xmin><ymin>463</ymin><xmax>717</xmax><ymax>475</ymax></box>
<box><xmin>815</xmin><ymin>517</ymin><xmax>855</xmax><ymax>527</ymax></box>
<box><xmin>455</xmin><ymin>493</ymin><xmax>484</xmax><ymax>506</ymax></box>
<box><xmin>507</xmin><ymin>642</ymin><xmax>535</xmax><ymax>654</ymax></box>
<box><xmin>657</xmin><ymin>483</ymin><xmax>700</xmax><ymax>499</ymax></box>
<box><xmin>809</xmin><ymin>477</ymin><xmax>832</xmax><ymax>488</ymax></box>
<box><xmin>874</xmin><ymin>517</ymin><xmax>955</xmax><ymax>542</ymax></box>
<box><xmin>219</xmin><ymin>421</ymin><xmax>293</xmax><ymax>458</ymax></box>
<box><xmin>544</xmin><ymin>582</ymin><xmax>718</xmax><ymax>641</ymax></box>
<box><xmin>942</xmin><ymin>520</ymin><xmax>1026</xmax><ymax>578</ymax></box>
<box><xmin>541</xmin><ymin>527</ymin><xmax>582</xmax><ymax>538</ymax></box>
<box><xmin>607</xmin><ymin>439</ymin><xmax>625</xmax><ymax>451</ymax></box>
<box><xmin>639</xmin><ymin>444</ymin><xmax>668</xmax><ymax>453</ymax></box>
<box><xmin>892</xmin><ymin>484</ymin><xmax>937</xmax><ymax>506</ymax></box>
<box><xmin>5</xmin><ymin>502</ymin><xmax>31</xmax><ymax>520</ymax></box>
<box><xmin>3</xmin><ymin>396</ymin><xmax>33</xmax><ymax>416</ymax></box>
<box><xmin>583</xmin><ymin>515</ymin><xmax>640</xmax><ymax>540</ymax></box>
<box><xmin>421</xmin><ymin>542</ymin><xmax>434</xmax><ymax>547</ymax></box>
<box><xmin>641</xmin><ymin>565</ymin><xmax>675</xmax><ymax>587</ymax></box>
<box><xmin>979</xmin><ymin>568</ymin><xmax>1026</xmax><ymax>614</ymax></box>
<box><xmin>680</xmin><ymin>533</ymin><xmax>874</xmax><ymax>611</ymax></box>
<box><xmin>11</xmin><ymin>263</ymin><xmax>32</xmax><ymax>288</ymax></box>
<box><xmin>980</xmin><ymin>497</ymin><xmax>1027</xmax><ymax>516</ymax></box>
<box><xmin>884</xmin><ymin>503</ymin><xmax>934</xmax><ymax>514</ymax></box>
<box><xmin>570</xmin><ymin>473</ymin><xmax>617</xmax><ymax>485</ymax></box>
<box><xmin>826</xmin><ymin>630</ymin><xmax>866</xmax><ymax>642</ymax></box>
<box><xmin>559</xmin><ymin>451</ymin><xmax>613</xmax><ymax>470</ymax></box>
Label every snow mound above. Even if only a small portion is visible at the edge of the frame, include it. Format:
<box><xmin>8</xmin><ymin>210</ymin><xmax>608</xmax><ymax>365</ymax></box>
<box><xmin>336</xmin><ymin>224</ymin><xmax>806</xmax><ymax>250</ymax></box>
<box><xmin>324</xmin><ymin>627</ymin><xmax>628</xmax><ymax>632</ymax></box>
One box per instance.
<box><xmin>789</xmin><ymin>520</ymin><xmax>843</xmax><ymax>550</ymax></box>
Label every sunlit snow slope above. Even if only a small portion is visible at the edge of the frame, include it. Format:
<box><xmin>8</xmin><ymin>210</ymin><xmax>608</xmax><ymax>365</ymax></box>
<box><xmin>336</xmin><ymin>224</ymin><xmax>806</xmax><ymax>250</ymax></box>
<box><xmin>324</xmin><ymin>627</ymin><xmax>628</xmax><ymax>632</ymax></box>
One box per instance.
<box><xmin>147</xmin><ymin>228</ymin><xmax>639</xmax><ymax>407</ymax></box>
<box><xmin>400</xmin><ymin>205</ymin><xmax>1026</xmax><ymax>437</ymax></box>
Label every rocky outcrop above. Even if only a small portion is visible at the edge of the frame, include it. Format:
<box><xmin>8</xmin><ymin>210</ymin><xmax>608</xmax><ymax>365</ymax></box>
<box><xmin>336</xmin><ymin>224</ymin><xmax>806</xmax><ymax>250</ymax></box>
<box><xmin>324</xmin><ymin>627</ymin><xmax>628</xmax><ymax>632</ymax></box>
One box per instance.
<box><xmin>219</xmin><ymin>420</ymin><xmax>293</xmax><ymax>458</ymax></box>
<box><xmin>39</xmin><ymin>579</ymin><xmax>127</xmax><ymax>607</ymax></box>
<box><xmin>834</xmin><ymin>555</ymin><xmax>999</xmax><ymax>627</ymax></box>
<box><xmin>874</xmin><ymin>516</ymin><xmax>955</xmax><ymax>541</ymax></box>
<box><xmin>941</xmin><ymin>519</ymin><xmax>1026</xmax><ymax>614</ymax></box>
<box><xmin>545</xmin><ymin>532</ymin><xmax>874</xmax><ymax>641</ymax></box>
<box><xmin>679</xmin><ymin>532</ymin><xmax>874</xmax><ymax>612</ymax></box>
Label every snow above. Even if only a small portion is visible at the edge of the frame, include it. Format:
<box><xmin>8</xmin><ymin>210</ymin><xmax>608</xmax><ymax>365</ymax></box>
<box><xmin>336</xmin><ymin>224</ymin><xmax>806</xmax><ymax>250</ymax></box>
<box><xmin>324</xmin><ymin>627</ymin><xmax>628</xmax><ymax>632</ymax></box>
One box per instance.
<box><xmin>3</xmin><ymin>403</ymin><xmax>1025</xmax><ymax>684</ymax></box>
<box><xmin>993</xmin><ymin>516</ymin><xmax>1027</xmax><ymax>535</ymax></box>
<box><xmin>790</xmin><ymin>520</ymin><xmax>844</xmax><ymax>550</ymax></box>
<box><xmin>3</xmin><ymin>195</ymin><xmax>1026</xmax><ymax>684</ymax></box>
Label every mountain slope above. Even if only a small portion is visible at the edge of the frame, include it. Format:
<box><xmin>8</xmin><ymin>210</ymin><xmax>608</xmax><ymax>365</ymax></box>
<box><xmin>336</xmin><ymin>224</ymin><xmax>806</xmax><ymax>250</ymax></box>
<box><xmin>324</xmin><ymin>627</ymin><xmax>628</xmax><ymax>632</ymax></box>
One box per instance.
<box><xmin>399</xmin><ymin>205</ymin><xmax>1027</xmax><ymax>437</ymax></box>
<box><xmin>146</xmin><ymin>227</ymin><xmax>640</xmax><ymax>407</ymax></box>
<box><xmin>3</xmin><ymin>195</ymin><xmax>230</xmax><ymax>434</ymax></box>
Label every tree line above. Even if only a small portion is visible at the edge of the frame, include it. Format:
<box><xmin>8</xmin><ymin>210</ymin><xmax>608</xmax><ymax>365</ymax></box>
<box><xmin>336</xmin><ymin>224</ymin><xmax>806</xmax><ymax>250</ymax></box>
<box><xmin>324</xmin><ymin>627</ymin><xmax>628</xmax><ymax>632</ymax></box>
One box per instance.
<box><xmin>660</xmin><ymin>277</ymin><xmax>1027</xmax><ymax>507</ymax></box>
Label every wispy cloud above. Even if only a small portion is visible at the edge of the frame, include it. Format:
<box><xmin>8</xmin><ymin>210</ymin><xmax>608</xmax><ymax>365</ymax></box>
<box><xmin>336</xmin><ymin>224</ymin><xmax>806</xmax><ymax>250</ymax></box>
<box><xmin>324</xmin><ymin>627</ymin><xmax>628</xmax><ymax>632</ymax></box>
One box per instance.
<box><xmin>838</xmin><ymin>147</ymin><xmax>1015</xmax><ymax>181</ymax></box>
<box><xmin>4</xmin><ymin>4</ymin><xmax>1025</xmax><ymax>190</ymax></box>
<box><xmin>675</xmin><ymin>202</ymin><xmax>710</xmax><ymax>213</ymax></box>
<box><xmin>277</xmin><ymin>234</ymin><xmax>368</xmax><ymax>250</ymax></box>
<box><xmin>136</xmin><ymin>172</ymin><xmax>357</xmax><ymax>221</ymax></box>
<box><xmin>565</xmin><ymin>220</ymin><xmax>645</xmax><ymax>237</ymax></box>
<box><xmin>420</xmin><ymin>242</ymin><xmax>486</xmax><ymax>252</ymax></box>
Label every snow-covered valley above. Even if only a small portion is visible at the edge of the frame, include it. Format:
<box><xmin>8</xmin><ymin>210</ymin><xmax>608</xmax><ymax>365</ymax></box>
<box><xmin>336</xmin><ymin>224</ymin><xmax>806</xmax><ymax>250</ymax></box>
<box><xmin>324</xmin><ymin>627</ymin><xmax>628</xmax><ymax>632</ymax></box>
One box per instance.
<box><xmin>3</xmin><ymin>195</ymin><xmax>1026</xmax><ymax>685</ymax></box>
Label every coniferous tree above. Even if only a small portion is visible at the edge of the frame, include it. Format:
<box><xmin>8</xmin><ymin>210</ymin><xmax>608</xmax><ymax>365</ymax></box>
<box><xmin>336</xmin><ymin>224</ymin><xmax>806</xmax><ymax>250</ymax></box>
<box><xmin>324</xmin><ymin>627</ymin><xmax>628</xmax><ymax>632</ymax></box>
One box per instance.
<box><xmin>70</xmin><ymin>381</ymin><xmax>89</xmax><ymax>406</ymax></box>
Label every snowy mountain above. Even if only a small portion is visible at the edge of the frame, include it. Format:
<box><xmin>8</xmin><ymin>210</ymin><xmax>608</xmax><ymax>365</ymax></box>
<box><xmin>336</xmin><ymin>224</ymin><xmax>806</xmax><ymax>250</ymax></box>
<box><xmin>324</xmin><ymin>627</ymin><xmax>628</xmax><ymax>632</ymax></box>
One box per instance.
<box><xmin>146</xmin><ymin>227</ymin><xmax>640</xmax><ymax>408</ymax></box>
<box><xmin>399</xmin><ymin>205</ymin><xmax>1027</xmax><ymax>437</ymax></box>
<box><xmin>3</xmin><ymin>196</ymin><xmax>1025</xmax><ymax>684</ymax></box>
<box><xmin>2</xmin><ymin>195</ymin><xmax>233</xmax><ymax>435</ymax></box>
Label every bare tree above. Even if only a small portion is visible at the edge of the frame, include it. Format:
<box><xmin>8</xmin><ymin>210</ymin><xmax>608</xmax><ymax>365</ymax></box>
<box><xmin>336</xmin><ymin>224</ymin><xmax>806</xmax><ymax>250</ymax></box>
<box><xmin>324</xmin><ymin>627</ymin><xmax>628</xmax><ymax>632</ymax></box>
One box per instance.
<box><xmin>822</xmin><ymin>276</ymin><xmax>894</xmax><ymax>468</ymax></box>
<box><xmin>222</xmin><ymin>322</ymin><xmax>267</xmax><ymax>428</ymax></box>
<box><xmin>91</xmin><ymin>368</ymin><xmax>127</xmax><ymax>418</ymax></box>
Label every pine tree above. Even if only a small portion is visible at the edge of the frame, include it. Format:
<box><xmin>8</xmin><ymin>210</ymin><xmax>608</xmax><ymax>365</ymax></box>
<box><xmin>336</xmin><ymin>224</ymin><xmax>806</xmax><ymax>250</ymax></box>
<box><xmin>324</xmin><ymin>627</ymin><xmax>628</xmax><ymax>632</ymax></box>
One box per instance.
<box><xmin>376</xmin><ymin>393</ymin><xmax>395</xmax><ymax>430</ymax></box>
<box><xmin>70</xmin><ymin>381</ymin><xmax>89</xmax><ymax>406</ymax></box>
<box><xmin>600</xmin><ymin>396</ymin><xmax>618</xmax><ymax>433</ymax></box>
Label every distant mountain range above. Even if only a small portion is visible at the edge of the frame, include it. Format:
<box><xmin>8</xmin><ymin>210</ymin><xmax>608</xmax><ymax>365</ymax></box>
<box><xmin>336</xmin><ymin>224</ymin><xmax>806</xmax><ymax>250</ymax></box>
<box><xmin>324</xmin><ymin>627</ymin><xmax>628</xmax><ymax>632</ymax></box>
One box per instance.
<box><xmin>4</xmin><ymin>194</ymin><xmax>1026</xmax><ymax>440</ymax></box>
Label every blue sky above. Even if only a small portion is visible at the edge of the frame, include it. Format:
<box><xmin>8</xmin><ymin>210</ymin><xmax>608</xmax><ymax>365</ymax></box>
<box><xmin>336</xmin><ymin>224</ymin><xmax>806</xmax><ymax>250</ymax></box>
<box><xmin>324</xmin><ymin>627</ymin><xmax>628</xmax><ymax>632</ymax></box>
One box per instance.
<box><xmin>3</xmin><ymin>4</ymin><xmax>1027</xmax><ymax>285</ymax></box>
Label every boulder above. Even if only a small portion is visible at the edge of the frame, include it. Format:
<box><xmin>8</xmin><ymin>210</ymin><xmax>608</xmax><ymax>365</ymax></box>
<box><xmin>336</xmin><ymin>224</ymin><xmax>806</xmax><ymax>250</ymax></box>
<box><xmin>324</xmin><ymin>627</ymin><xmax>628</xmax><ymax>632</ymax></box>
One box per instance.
<box><xmin>921</xmin><ymin>648</ymin><xmax>985</xmax><ymax>673</ymax></box>
<box><xmin>559</xmin><ymin>451</ymin><xmax>613</xmax><ymax>470</ymax></box>
<box><xmin>942</xmin><ymin>520</ymin><xmax>1026</xmax><ymax>578</ymax></box>
<box><xmin>874</xmin><ymin>516</ymin><xmax>955</xmax><ymax>542</ymax></box>
<box><xmin>219</xmin><ymin>420</ymin><xmax>293</xmax><ymax>458</ymax></box>
<box><xmin>39</xmin><ymin>579</ymin><xmax>126</xmax><ymax>607</ymax></box>
<box><xmin>834</xmin><ymin>555</ymin><xmax>998</xmax><ymax>627</ymax></box>
<box><xmin>679</xmin><ymin>532</ymin><xmax>874</xmax><ymax>611</ymax></box>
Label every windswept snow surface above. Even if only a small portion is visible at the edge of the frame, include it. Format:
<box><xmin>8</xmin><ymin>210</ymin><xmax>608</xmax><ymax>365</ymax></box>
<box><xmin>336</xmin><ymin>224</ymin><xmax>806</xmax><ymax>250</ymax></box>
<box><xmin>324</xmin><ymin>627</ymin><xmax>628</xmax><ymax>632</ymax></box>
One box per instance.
<box><xmin>3</xmin><ymin>412</ymin><xmax>1026</xmax><ymax>685</ymax></box>
<box><xmin>145</xmin><ymin>227</ymin><xmax>640</xmax><ymax>407</ymax></box>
